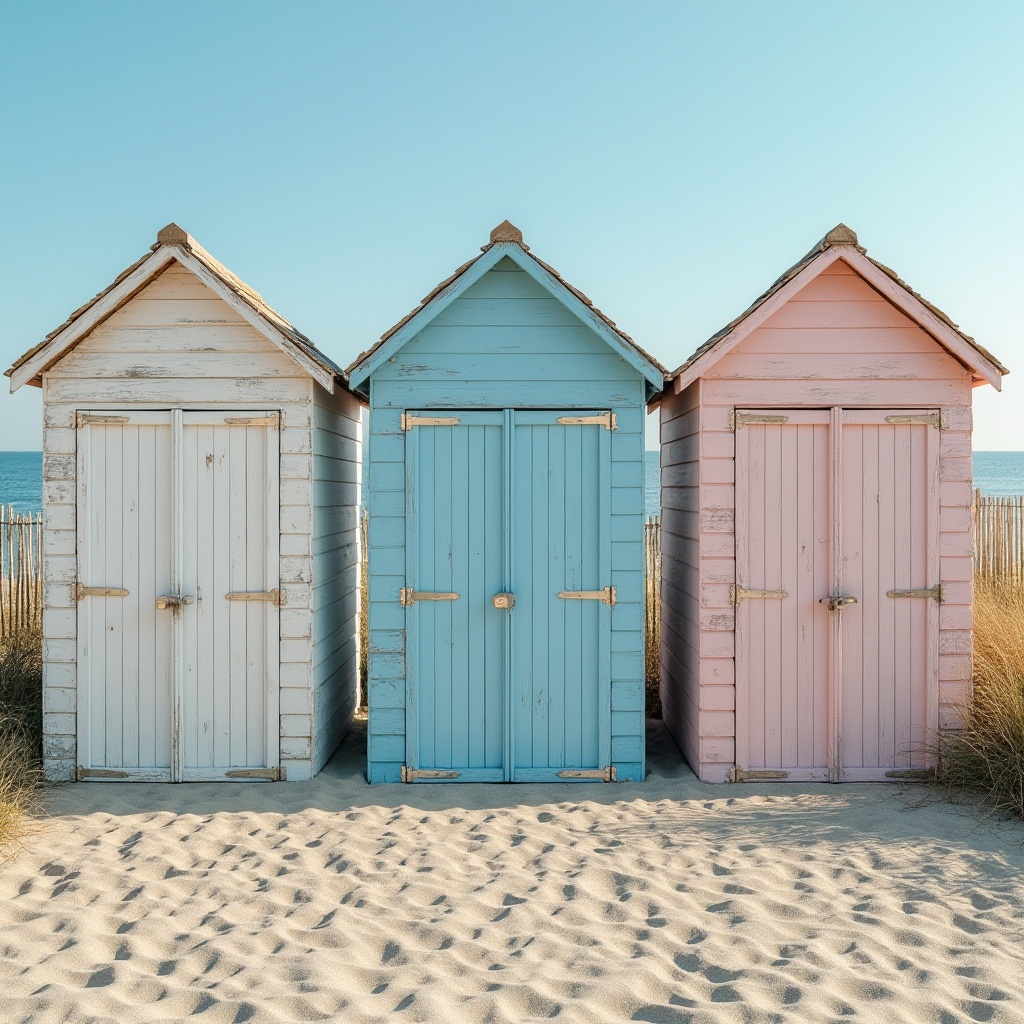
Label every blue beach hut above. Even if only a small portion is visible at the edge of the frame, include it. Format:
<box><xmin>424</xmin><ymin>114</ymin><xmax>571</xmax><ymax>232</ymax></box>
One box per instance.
<box><xmin>348</xmin><ymin>222</ymin><xmax>665</xmax><ymax>783</ymax></box>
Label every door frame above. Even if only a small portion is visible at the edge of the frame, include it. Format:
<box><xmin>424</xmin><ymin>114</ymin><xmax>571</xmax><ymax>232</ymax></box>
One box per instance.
<box><xmin>75</xmin><ymin>408</ymin><xmax>281</xmax><ymax>782</ymax></box>
<box><xmin>733</xmin><ymin>406</ymin><xmax>940</xmax><ymax>782</ymax></box>
<box><xmin>403</xmin><ymin>408</ymin><xmax>614</xmax><ymax>782</ymax></box>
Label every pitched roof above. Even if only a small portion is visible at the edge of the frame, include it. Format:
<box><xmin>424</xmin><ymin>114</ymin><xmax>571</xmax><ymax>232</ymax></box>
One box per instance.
<box><xmin>6</xmin><ymin>223</ymin><xmax>354</xmax><ymax>395</ymax></box>
<box><xmin>667</xmin><ymin>223</ymin><xmax>1007</xmax><ymax>389</ymax></box>
<box><xmin>347</xmin><ymin>220</ymin><xmax>667</xmax><ymax>391</ymax></box>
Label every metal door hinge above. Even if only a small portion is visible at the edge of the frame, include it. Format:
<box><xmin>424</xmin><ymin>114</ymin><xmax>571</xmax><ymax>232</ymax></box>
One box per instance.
<box><xmin>76</xmin><ymin>766</ymin><xmax>129</xmax><ymax>781</ymax></box>
<box><xmin>226</xmin><ymin>766</ymin><xmax>287</xmax><ymax>781</ymax></box>
<box><xmin>73</xmin><ymin>584</ymin><xmax>129</xmax><ymax>601</ymax></box>
<box><xmin>400</xmin><ymin>588</ymin><xmax>460</xmax><ymax>606</ymax></box>
<box><xmin>887</xmin><ymin>585</ymin><xmax>944</xmax><ymax>602</ymax></box>
<box><xmin>76</xmin><ymin>413</ymin><xmax>130</xmax><ymax>427</ymax></box>
<box><xmin>729</xmin><ymin>767</ymin><xmax>789</xmax><ymax>782</ymax></box>
<box><xmin>226</xmin><ymin>589</ymin><xmax>285</xmax><ymax>606</ymax></box>
<box><xmin>401</xmin><ymin>413</ymin><xmax>460</xmax><ymax>431</ymax></box>
<box><xmin>224</xmin><ymin>414</ymin><xmax>279</xmax><ymax>427</ymax></box>
<box><xmin>557</xmin><ymin>587</ymin><xmax>616</xmax><ymax>605</ymax></box>
<box><xmin>556</xmin><ymin>412</ymin><xmax>617</xmax><ymax>430</ymax></box>
<box><xmin>730</xmin><ymin>412</ymin><xmax>789</xmax><ymax>431</ymax></box>
<box><xmin>731</xmin><ymin>585</ymin><xmax>787</xmax><ymax>605</ymax></box>
<box><xmin>885</xmin><ymin>413</ymin><xmax>941</xmax><ymax>428</ymax></box>
<box><xmin>557</xmin><ymin>766</ymin><xmax>617</xmax><ymax>782</ymax></box>
<box><xmin>401</xmin><ymin>767</ymin><xmax>460</xmax><ymax>782</ymax></box>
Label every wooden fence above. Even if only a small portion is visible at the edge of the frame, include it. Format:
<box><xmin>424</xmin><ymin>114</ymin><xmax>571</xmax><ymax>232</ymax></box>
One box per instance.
<box><xmin>974</xmin><ymin>491</ymin><xmax>1024</xmax><ymax>583</ymax></box>
<box><xmin>0</xmin><ymin>509</ymin><xmax>44</xmax><ymax>638</ymax></box>
<box><xmin>644</xmin><ymin>516</ymin><xmax>660</xmax><ymax>691</ymax></box>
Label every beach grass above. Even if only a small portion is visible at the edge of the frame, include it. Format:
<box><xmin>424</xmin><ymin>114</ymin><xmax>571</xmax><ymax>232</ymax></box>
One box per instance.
<box><xmin>932</xmin><ymin>579</ymin><xmax>1024</xmax><ymax>818</ymax></box>
<box><xmin>0</xmin><ymin>624</ymin><xmax>43</xmax><ymax>857</ymax></box>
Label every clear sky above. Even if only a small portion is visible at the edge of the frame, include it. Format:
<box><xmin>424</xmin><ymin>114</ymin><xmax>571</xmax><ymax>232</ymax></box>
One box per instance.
<box><xmin>2</xmin><ymin>1</ymin><xmax>1021</xmax><ymax>450</ymax></box>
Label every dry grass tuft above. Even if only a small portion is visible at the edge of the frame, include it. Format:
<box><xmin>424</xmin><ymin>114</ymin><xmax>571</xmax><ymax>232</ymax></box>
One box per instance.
<box><xmin>0</xmin><ymin>624</ymin><xmax>43</xmax><ymax>857</ymax></box>
<box><xmin>931</xmin><ymin>579</ymin><xmax>1024</xmax><ymax>818</ymax></box>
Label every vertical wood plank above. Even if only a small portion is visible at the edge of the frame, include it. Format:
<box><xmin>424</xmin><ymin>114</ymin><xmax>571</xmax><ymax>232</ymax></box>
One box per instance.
<box><xmin>245</xmin><ymin>423</ymin><xmax>267</xmax><ymax>767</ymax></box>
<box><xmin>121</xmin><ymin>427</ymin><xmax>141</xmax><ymax>768</ymax></box>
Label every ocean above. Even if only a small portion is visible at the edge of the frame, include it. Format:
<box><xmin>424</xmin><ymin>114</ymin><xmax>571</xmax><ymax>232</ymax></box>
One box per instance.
<box><xmin>1</xmin><ymin>450</ymin><xmax>1022</xmax><ymax>518</ymax></box>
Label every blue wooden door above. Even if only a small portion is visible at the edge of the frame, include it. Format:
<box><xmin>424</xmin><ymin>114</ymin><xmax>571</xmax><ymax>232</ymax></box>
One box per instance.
<box><xmin>405</xmin><ymin>412</ymin><xmax>507</xmax><ymax>781</ymax></box>
<box><xmin>405</xmin><ymin>410</ymin><xmax>612</xmax><ymax>782</ymax></box>
<box><xmin>511</xmin><ymin>412</ymin><xmax>612</xmax><ymax>781</ymax></box>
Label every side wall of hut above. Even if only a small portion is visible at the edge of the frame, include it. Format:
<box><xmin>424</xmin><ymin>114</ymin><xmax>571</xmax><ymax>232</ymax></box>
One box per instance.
<box><xmin>662</xmin><ymin>261</ymin><xmax>975</xmax><ymax>782</ymax></box>
<box><xmin>310</xmin><ymin>385</ymin><xmax>363</xmax><ymax>774</ymax></box>
<box><xmin>38</xmin><ymin>263</ymin><xmax>357</xmax><ymax>781</ymax></box>
<box><xmin>365</xmin><ymin>257</ymin><xmax>648</xmax><ymax>782</ymax></box>
<box><xmin>658</xmin><ymin>378</ymin><xmax>705</xmax><ymax>772</ymax></box>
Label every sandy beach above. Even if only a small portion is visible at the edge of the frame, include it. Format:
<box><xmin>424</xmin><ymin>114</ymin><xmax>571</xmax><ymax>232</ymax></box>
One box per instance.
<box><xmin>2</xmin><ymin>721</ymin><xmax>1023</xmax><ymax>1024</ymax></box>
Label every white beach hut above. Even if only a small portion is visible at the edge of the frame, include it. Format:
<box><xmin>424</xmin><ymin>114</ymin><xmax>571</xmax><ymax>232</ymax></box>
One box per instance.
<box><xmin>5</xmin><ymin>224</ymin><xmax>364</xmax><ymax>783</ymax></box>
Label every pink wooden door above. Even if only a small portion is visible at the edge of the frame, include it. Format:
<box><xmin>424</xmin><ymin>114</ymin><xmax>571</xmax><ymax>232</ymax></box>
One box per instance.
<box><xmin>735</xmin><ymin>411</ymin><xmax>832</xmax><ymax>781</ymax></box>
<box><xmin>839</xmin><ymin>411</ymin><xmax>938</xmax><ymax>780</ymax></box>
<box><xmin>735</xmin><ymin>408</ymin><xmax>939</xmax><ymax>782</ymax></box>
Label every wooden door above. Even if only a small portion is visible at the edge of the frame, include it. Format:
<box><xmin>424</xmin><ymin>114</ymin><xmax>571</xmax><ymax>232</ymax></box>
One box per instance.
<box><xmin>734</xmin><ymin>408</ymin><xmax>939</xmax><ymax>783</ymax></box>
<box><xmin>405</xmin><ymin>412</ymin><xmax>507</xmax><ymax>781</ymax></box>
<box><xmin>511</xmin><ymin>412</ymin><xmax>611</xmax><ymax>781</ymax></box>
<box><xmin>838</xmin><ymin>411</ymin><xmax>937</xmax><ymax>780</ymax></box>
<box><xmin>735</xmin><ymin>411</ymin><xmax>832</xmax><ymax>781</ymax></box>
<box><xmin>179</xmin><ymin>412</ymin><xmax>280</xmax><ymax>781</ymax></box>
<box><xmin>77</xmin><ymin>412</ymin><xmax>175</xmax><ymax>781</ymax></box>
<box><xmin>76</xmin><ymin>410</ymin><xmax>280</xmax><ymax>782</ymax></box>
<box><xmin>403</xmin><ymin>409</ymin><xmax>613</xmax><ymax>783</ymax></box>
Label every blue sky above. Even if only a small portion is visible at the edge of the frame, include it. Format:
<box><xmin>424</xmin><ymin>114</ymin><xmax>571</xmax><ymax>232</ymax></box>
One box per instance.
<box><xmin>2</xmin><ymin>1</ymin><xmax>1021</xmax><ymax>450</ymax></box>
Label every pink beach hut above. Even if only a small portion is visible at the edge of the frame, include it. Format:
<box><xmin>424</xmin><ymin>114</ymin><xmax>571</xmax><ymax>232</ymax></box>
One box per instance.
<box><xmin>655</xmin><ymin>225</ymin><xmax>1007</xmax><ymax>783</ymax></box>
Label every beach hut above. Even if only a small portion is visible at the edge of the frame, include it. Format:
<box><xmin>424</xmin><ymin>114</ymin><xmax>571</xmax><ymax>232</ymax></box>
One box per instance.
<box><xmin>348</xmin><ymin>221</ymin><xmax>665</xmax><ymax>783</ymax></box>
<box><xmin>656</xmin><ymin>224</ymin><xmax>1007</xmax><ymax>783</ymax></box>
<box><xmin>5</xmin><ymin>224</ymin><xmax>364</xmax><ymax>783</ymax></box>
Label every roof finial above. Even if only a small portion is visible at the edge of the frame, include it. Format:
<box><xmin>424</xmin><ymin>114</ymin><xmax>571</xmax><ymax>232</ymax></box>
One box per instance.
<box><xmin>824</xmin><ymin>223</ymin><xmax>858</xmax><ymax>246</ymax></box>
<box><xmin>488</xmin><ymin>219</ymin><xmax>527</xmax><ymax>249</ymax></box>
<box><xmin>155</xmin><ymin>222</ymin><xmax>192</xmax><ymax>249</ymax></box>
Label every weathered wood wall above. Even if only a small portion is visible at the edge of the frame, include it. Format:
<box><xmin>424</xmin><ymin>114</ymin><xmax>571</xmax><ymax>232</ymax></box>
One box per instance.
<box><xmin>39</xmin><ymin>263</ymin><xmax>359</xmax><ymax>781</ymax></box>
<box><xmin>366</xmin><ymin>256</ymin><xmax>647</xmax><ymax>782</ymax></box>
<box><xmin>661</xmin><ymin>261</ymin><xmax>976</xmax><ymax>782</ymax></box>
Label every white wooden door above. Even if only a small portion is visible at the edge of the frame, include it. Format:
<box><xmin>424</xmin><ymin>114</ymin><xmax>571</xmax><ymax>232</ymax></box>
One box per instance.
<box><xmin>77</xmin><ymin>412</ymin><xmax>175</xmax><ymax>780</ymax></box>
<box><xmin>735</xmin><ymin>408</ymin><xmax>939</xmax><ymax>783</ymax></box>
<box><xmin>76</xmin><ymin>410</ymin><xmax>280</xmax><ymax>782</ymax></box>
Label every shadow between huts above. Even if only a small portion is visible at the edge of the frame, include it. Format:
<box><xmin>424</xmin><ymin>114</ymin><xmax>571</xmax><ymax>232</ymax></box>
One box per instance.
<box><xmin>36</xmin><ymin>720</ymin><xmax>1024</xmax><ymax>863</ymax></box>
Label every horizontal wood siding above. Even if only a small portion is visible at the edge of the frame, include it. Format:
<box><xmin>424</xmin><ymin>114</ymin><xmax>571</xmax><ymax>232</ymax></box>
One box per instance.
<box><xmin>658</xmin><ymin>380</ymin><xmax>702</xmax><ymax>773</ymax></box>
<box><xmin>366</xmin><ymin>258</ymin><xmax>647</xmax><ymax>782</ymax></box>
<box><xmin>310</xmin><ymin>385</ymin><xmax>362</xmax><ymax>774</ymax></box>
<box><xmin>676</xmin><ymin>261</ymin><xmax>975</xmax><ymax>781</ymax></box>
<box><xmin>40</xmin><ymin>264</ymin><xmax>326</xmax><ymax>781</ymax></box>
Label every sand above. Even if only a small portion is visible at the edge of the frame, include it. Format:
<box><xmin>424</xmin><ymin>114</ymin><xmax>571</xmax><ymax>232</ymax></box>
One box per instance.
<box><xmin>2</xmin><ymin>721</ymin><xmax>1023</xmax><ymax>1024</ymax></box>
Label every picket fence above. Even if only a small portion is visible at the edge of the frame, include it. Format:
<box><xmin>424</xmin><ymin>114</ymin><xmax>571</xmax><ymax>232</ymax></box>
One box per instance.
<box><xmin>974</xmin><ymin>491</ymin><xmax>1024</xmax><ymax>583</ymax></box>
<box><xmin>0</xmin><ymin>509</ymin><xmax>43</xmax><ymax>638</ymax></box>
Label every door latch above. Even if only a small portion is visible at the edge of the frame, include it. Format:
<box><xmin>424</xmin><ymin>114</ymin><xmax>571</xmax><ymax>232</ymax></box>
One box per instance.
<box><xmin>492</xmin><ymin>593</ymin><xmax>515</xmax><ymax>610</ymax></box>
<box><xmin>156</xmin><ymin>594</ymin><xmax>194</xmax><ymax>611</ymax></box>
<box><xmin>819</xmin><ymin>595</ymin><xmax>857</xmax><ymax>611</ymax></box>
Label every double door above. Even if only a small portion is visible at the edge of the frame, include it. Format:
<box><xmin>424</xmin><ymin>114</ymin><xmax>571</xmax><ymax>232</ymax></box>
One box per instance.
<box><xmin>735</xmin><ymin>408</ymin><xmax>939</xmax><ymax>782</ymax></box>
<box><xmin>403</xmin><ymin>410</ymin><xmax>614</xmax><ymax>782</ymax></box>
<box><xmin>76</xmin><ymin>410</ymin><xmax>280</xmax><ymax>782</ymax></box>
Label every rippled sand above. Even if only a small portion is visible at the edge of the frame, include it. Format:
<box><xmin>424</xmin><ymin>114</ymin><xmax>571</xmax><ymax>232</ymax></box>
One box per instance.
<box><xmin>2</xmin><ymin>722</ymin><xmax>1023</xmax><ymax>1024</ymax></box>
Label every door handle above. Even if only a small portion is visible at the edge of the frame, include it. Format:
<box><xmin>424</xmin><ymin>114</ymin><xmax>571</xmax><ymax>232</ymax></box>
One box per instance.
<box><xmin>819</xmin><ymin>595</ymin><xmax>857</xmax><ymax>611</ymax></box>
<box><xmin>492</xmin><ymin>592</ymin><xmax>515</xmax><ymax>610</ymax></box>
<box><xmin>156</xmin><ymin>595</ymin><xmax>194</xmax><ymax>611</ymax></box>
